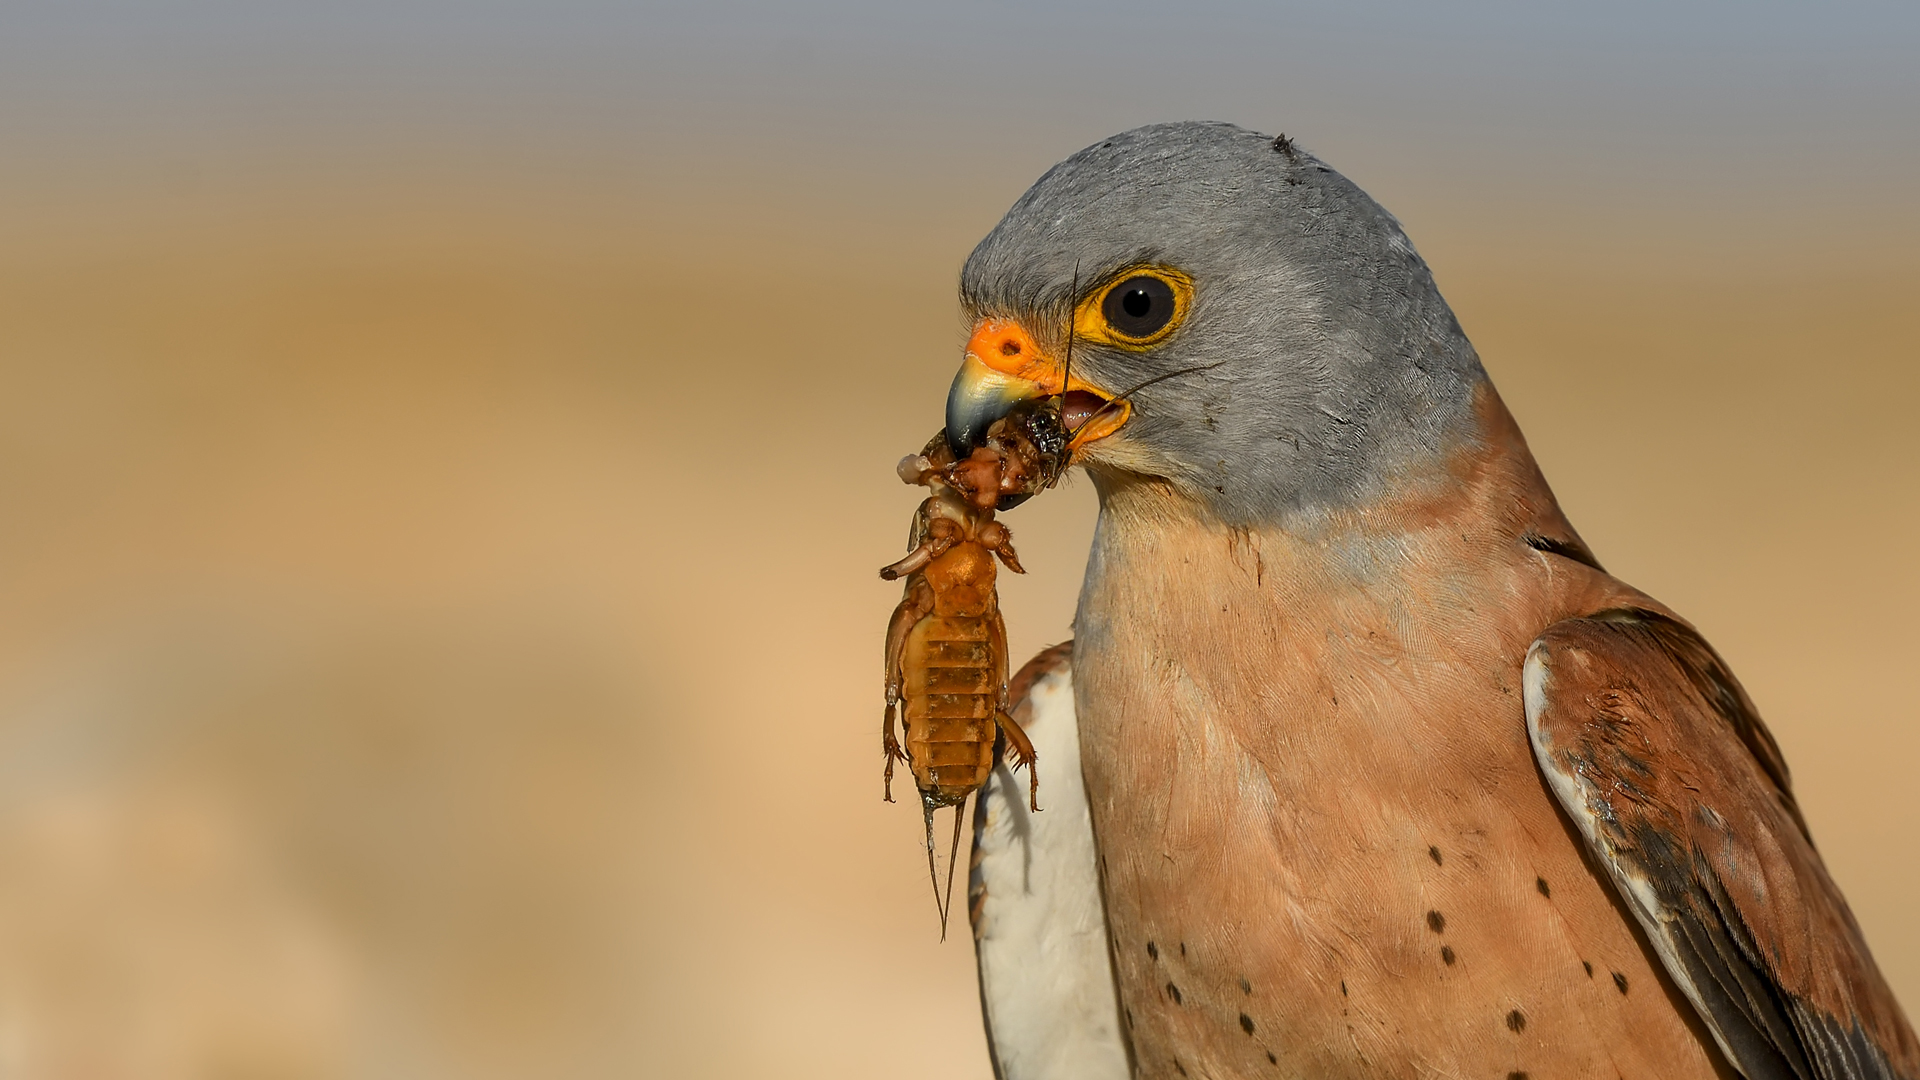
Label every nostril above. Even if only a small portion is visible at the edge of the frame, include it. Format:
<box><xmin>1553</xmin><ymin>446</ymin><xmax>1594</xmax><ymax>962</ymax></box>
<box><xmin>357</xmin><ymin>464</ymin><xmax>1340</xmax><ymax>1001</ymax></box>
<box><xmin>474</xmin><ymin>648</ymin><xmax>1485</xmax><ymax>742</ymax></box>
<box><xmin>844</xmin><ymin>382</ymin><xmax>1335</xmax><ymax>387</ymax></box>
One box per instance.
<box><xmin>999</xmin><ymin>339</ymin><xmax>1021</xmax><ymax>356</ymax></box>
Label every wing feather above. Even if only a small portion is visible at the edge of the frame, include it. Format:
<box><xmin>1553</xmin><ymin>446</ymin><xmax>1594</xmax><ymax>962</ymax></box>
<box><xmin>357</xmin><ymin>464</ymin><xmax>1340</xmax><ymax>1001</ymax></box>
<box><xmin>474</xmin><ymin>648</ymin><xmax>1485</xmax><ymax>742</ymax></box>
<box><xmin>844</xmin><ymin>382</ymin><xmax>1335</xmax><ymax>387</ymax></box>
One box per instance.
<box><xmin>1526</xmin><ymin>611</ymin><xmax>1918</xmax><ymax>1080</ymax></box>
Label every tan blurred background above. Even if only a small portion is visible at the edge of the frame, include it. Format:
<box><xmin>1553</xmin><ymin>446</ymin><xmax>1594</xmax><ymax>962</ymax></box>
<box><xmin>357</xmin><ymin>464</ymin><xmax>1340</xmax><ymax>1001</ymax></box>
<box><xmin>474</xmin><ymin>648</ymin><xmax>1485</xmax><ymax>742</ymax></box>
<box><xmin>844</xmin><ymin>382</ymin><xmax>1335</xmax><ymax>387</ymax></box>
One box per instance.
<box><xmin>0</xmin><ymin>2</ymin><xmax>1914</xmax><ymax>1076</ymax></box>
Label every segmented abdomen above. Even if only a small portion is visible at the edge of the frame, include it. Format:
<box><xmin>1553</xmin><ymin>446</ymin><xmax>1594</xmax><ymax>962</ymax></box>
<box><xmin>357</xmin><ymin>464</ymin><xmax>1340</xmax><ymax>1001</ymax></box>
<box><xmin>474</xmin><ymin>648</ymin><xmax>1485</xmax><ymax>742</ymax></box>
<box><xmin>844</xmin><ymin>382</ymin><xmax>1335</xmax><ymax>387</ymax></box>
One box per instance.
<box><xmin>902</xmin><ymin>613</ymin><xmax>1000</xmax><ymax>805</ymax></box>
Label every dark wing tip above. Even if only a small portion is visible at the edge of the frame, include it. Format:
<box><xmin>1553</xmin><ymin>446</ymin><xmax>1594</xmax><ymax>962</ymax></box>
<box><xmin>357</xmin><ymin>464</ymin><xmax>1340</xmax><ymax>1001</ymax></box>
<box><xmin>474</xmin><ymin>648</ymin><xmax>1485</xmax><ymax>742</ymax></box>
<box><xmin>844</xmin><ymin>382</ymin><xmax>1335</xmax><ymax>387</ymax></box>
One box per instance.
<box><xmin>1528</xmin><ymin>613</ymin><xmax>1920</xmax><ymax>1080</ymax></box>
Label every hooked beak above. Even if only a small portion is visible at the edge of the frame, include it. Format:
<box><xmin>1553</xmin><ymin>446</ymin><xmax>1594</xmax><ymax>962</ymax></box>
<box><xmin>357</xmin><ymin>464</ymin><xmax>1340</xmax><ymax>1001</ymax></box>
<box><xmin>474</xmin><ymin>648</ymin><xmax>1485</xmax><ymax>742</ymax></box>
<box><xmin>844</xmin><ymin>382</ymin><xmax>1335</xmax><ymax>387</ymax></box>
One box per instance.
<box><xmin>944</xmin><ymin>319</ymin><xmax>1128</xmax><ymax>458</ymax></box>
<box><xmin>945</xmin><ymin>353</ymin><xmax>1036</xmax><ymax>458</ymax></box>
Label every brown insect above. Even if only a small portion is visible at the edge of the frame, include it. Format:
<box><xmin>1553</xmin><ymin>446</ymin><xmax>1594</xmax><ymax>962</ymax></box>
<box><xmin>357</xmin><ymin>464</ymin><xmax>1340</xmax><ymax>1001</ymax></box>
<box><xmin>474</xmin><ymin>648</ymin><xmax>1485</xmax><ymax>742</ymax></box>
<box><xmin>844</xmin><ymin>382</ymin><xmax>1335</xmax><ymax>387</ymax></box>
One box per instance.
<box><xmin>879</xmin><ymin>399</ymin><xmax>1069</xmax><ymax>934</ymax></box>
<box><xmin>877</xmin><ymin>321</ymin><xmax>1217</xmax><ymax>933</ymax></box>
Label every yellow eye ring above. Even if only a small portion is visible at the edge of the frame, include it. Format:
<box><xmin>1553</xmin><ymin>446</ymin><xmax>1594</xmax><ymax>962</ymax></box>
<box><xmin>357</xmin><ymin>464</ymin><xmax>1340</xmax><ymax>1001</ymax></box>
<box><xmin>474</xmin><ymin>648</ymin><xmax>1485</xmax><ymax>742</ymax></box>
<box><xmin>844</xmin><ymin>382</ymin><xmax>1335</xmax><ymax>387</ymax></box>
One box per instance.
<box><xmin>1073</xmin><ymin>265</ymin><xmax>1193</xmax><ymax>350</ymax></box>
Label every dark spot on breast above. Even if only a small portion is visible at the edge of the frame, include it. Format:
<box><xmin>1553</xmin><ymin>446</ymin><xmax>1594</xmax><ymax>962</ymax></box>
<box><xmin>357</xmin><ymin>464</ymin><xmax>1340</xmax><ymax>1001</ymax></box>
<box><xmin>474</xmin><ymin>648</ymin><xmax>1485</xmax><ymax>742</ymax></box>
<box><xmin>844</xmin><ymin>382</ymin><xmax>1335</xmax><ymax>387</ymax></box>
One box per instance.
<box><xmin>1536</xmin><ymin>876</ymin><xmax>1551</xmax><ymax>898</ymax></box>
<box><xmin>1441</xmin><ymin>945</ymin><xmax>1456</xmax><ymax>965</ymax></box>
<box><xmin>1240</xmin><ymin>1013</ymin><xmax>1256</xmax><ymax>1035</ymax></box>
<box><xmin>1173</xmin><ymin>1060</ymin><xmax>1187</xmax><ymax>1077</ymax></box>
<box><xmin>1429</xmin><ymin>845</ymin><xmax>1443</xmax><ymax>865</ymax></box>
<box><xmin>1509</xmin><ymin>1073</ymin><xmax>1530</xmax><ymax>1080</ymax></box>
<box><xmin>1583</xmin><ymin>960</ymin><xmax>1593</xmax><ymax>977</ymax></box>
<box><xmin>1166</xmin><ymin>982</ymin><xmax>1183</xmax><ymax>1005</ymax></box>
<box><xmin>1239</xmin><ymin>976</ymin><xmax>1252</xmax><ymax>995</ymax></box>
<box><xmin>1427</xmin><ymin>910</ymin><xmax>1446</xmax><ymax>933</ymax></box>
<box><xmin>1613</xmin><ymin>971</ymin><xmax>1629</xmax><ymax>995</ymax></box>
<box><xmin>1340</xmin><ymin>980</ymin><xmax>1348</xmax><ymax>996</ymax></box>
<box><xmin>1267</xmin><ymin>1051</ymin><xmax>1278</xmax><ymax>1065</ymax></box>
<box><xmin>1147</xmin><ymin>941</ymin><xmax>1158</xmax><ymax>961</ymax></box>
<box><xmin>1507</xmin><ymin>1009</ymin><xmax>1527</xmax><ymax>1032</ymax></box>
<box><xmin>1179</xmin><ymin>942</ymin><xmax>1187</xmax><ymax>957</ymax></box>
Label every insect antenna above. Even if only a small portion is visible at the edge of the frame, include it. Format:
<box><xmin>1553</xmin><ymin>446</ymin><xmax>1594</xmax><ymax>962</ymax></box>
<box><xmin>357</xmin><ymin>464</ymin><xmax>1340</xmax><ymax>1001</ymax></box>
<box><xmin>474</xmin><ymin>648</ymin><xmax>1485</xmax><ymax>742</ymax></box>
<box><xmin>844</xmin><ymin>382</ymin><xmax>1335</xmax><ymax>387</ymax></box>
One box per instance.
<box><xmin>1060</xmin><ymin>264</ymin><xmax>1079</xmax><ymax>407</ymax></box>
<box><xmin>1038</xmin><ymin>265</ymin><xmax>1080</xmax><ymax>494</ymax></box>
<box><xmin>1068</xmin><ymin>361</ymin><xmax>1226</xmax><ymax>441</ymax></box>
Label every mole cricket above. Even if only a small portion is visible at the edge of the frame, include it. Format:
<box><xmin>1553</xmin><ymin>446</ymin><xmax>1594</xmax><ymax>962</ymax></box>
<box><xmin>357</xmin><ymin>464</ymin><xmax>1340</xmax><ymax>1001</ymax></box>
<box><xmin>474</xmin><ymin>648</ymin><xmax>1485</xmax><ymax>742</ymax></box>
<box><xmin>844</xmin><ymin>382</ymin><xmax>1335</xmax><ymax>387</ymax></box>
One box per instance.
<box><xmin>879</xmin><ymin>398</ymin><xmax>1070</xmax><ymax>935</ymax></box>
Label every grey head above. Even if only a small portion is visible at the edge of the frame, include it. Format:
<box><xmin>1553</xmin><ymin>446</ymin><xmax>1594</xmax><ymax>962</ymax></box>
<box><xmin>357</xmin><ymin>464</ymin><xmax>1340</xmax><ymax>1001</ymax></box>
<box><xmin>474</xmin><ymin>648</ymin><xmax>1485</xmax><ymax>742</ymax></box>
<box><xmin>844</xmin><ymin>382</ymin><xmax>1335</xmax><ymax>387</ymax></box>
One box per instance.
<box><xmin>960</xmin><ymin>121</ymin><xmax>1489</xmax><ymax>526</ymax></box>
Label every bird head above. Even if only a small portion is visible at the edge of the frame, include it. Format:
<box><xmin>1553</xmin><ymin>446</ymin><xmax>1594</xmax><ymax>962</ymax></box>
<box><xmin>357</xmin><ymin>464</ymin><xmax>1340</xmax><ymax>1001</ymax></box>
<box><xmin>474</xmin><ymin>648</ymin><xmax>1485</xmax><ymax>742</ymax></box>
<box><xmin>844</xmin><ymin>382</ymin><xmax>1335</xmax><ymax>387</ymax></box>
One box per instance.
<box><xmin>947</xmin><ymin>122</ymin><xmax>1489</xmax><ymax>527</ymax></box>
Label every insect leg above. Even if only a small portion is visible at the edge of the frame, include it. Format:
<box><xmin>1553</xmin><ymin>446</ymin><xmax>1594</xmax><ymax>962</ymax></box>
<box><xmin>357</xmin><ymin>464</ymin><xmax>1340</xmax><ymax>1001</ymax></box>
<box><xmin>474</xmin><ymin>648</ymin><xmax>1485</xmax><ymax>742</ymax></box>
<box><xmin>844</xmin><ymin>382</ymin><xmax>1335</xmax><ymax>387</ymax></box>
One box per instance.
<box><xmin>882</xmin><ymin>701</ymin><xmax>905</xmax><ymax>803</ymax></box>
<box><xmin>879</xmin><ymin>518</ymin><xmax>959</xmax><ymax>581</ymax></box>
<box><xmin>980</xmin><ymin>606</ymin><xmax>1038</xmax><ymax>811</ymax></box>
<box><xmin>978</xmin><ymin>519</ymin><xmax>1024</xmax><ymax>574</ymax></box>
<box><xmin>882</xmin><ymin>580</ymin><xmax>933</xmax><ymax>802</ymax></box>
<box><xmin>878</xmin><ymin>541</ymin><xmax>941</xmax><ymax>581</ymax></box>
<box><xmin>996</xmin><ymin>710</ymin><xmax>1041</xmax><ymax>813</ymax></box>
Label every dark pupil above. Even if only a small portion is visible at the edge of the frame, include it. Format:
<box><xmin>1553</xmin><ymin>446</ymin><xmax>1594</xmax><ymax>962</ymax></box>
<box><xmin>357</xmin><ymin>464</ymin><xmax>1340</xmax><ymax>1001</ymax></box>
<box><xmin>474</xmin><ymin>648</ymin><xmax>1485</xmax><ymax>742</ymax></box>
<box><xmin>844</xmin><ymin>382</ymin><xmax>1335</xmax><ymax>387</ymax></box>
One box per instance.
<box><xmin>1102</xmin><ymin>275</ymin><xmax>1176</xmax><ymax>338</ymax></box>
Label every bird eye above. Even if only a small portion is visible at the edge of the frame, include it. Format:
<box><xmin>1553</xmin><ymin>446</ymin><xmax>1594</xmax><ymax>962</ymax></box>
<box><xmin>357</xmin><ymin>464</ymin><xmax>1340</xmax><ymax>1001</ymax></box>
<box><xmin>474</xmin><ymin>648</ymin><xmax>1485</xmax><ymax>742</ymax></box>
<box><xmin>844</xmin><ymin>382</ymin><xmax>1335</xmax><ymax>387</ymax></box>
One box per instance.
<box><xmin>1073</xmin><ymin>265</ymin><xmax>1192</xmax><ymax>350</ymax></box>
<box><xmin>1101</xmin><ymin>275</ymin><xmax>1178</xmax><ymax>340</ymax></box>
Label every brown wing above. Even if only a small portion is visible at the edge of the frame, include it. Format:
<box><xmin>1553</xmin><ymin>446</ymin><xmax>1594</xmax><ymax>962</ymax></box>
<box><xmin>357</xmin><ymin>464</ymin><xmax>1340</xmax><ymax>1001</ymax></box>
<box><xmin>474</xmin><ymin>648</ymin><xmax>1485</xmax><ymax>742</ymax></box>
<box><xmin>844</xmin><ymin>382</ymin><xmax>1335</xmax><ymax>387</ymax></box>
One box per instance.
<box><xmin>1525</xmin><ymin>610</ymin><xmax>1919</xmax><ymax>1080</ymax></box>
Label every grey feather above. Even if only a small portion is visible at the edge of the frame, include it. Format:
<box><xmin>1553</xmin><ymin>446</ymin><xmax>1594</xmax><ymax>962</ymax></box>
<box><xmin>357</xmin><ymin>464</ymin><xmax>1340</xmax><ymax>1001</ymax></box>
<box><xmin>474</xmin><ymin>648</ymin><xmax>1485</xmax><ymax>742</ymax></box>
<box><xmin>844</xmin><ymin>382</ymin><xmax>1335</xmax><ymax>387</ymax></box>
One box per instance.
<box><xmin>961</xmin><ymin>121</ymin><xmax>1486</xmax><ymax>525</ymax></box>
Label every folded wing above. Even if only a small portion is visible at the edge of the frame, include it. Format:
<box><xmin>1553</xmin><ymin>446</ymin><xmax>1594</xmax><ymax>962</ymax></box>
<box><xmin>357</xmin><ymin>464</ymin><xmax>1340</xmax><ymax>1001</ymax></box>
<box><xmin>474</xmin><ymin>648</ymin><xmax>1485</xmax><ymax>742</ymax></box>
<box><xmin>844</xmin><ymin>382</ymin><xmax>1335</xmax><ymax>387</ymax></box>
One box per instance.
<box><xmin>1525</xmin><ymin>611</ymin><xmax>1919</xmax><ymax>1080</ymax></box>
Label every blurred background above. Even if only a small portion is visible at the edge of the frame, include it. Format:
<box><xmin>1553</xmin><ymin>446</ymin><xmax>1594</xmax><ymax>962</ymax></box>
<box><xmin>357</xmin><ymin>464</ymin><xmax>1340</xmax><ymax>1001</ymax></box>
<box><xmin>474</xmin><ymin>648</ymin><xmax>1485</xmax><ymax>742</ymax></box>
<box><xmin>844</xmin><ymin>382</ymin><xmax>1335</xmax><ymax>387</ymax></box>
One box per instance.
<box><xmin>0</xmin><ymin>1</ymin><xmax>1914</xmax><ymax>1076</ymax></box>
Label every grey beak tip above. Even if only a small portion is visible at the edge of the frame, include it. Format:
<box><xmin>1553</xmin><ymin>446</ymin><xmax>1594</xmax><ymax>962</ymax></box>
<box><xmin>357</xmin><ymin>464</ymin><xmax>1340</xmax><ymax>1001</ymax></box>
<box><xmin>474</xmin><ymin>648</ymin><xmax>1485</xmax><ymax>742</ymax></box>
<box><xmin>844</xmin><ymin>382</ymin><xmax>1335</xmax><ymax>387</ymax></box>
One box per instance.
<box><xmin>945</xmin><ymin>354</ymin><xmax>1039</xmax><ymax>460</ymax></box>
<box><xmin>943</xmin><ymin>423</ymin><xmax>970</xmax><ymax>460</ymax></box>
<box><xmin>944</xmin><ymin>392</ymin><xmax>986</xmax><ymax>457</ymax></box>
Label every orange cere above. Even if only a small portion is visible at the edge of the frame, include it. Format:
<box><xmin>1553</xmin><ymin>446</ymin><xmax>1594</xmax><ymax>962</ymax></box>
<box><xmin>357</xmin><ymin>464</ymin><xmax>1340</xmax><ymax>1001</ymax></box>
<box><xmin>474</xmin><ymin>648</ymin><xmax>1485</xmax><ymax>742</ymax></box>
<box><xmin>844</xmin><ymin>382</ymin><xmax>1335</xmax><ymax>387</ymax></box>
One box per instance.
<box><xmin>965</xmin><ymin>319</ymin><xmax>1057</xmax><ymax>386</ymax></box>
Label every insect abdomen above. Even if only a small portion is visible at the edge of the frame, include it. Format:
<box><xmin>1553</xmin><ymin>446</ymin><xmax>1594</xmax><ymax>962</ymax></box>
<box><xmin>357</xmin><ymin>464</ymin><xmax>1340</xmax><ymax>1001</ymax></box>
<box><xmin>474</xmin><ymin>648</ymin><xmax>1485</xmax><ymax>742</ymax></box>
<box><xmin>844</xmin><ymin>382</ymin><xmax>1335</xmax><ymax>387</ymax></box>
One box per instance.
<box><xmin>903</xmin><ymin>614</ymin><xmax>999</xmax><ymax>804</ymax></box>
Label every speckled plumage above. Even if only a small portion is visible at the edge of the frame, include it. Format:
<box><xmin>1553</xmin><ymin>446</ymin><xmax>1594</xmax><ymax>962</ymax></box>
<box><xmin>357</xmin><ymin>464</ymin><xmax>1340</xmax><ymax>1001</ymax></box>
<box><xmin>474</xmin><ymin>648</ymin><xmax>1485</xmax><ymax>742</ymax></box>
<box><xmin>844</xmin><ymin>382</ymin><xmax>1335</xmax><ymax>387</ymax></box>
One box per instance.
<box><xmin>959</xmin><ymin>122</ymin><xmax>1915</xmax><ymax>1080</ymax></box>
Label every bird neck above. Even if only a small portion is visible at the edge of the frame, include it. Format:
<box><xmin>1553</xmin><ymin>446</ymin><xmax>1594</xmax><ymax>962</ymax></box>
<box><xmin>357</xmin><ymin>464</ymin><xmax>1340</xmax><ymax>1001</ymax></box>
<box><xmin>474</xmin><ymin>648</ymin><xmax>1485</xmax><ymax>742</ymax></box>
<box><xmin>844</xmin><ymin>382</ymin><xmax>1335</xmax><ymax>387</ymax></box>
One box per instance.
<box><xmin>1083</xmin><ymin>380</ymin><xmax>1596</xmax><ymax>585</ymax></box>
